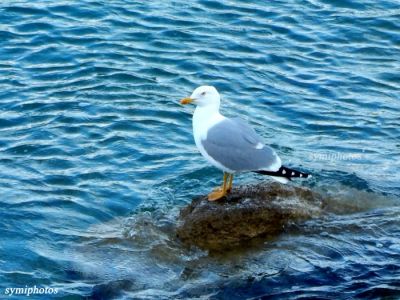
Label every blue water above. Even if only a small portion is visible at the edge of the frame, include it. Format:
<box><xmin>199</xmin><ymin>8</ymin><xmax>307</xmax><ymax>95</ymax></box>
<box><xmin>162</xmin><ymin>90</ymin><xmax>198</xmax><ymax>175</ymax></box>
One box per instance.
<box><xmin>1</xmin><ymin>0</ymin><xmax>400</xmax><ymax>299</ymax></box>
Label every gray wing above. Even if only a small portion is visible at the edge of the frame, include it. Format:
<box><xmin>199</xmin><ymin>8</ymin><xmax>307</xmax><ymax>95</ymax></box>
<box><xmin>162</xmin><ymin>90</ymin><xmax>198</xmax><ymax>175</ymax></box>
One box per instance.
<box><xmin>202</xmin><ymin>118</ymin><xmax>281</xmax><ymax>172</ymax></box>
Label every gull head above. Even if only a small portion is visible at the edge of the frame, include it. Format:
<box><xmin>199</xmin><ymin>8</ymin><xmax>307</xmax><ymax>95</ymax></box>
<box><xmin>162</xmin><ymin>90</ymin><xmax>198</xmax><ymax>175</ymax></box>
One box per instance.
<box><xmin>180</xmin><ymin>86</ymin><xmax>220</xmax><ymax>108</ymax></box>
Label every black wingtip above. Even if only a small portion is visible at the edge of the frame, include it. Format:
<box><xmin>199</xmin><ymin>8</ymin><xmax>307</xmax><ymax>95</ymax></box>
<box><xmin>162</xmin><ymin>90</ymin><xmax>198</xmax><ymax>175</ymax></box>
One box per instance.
<box><xmin>255</xmin><ymin>166</ymin><xmax>310</xmax><ymax>180</ymax></box>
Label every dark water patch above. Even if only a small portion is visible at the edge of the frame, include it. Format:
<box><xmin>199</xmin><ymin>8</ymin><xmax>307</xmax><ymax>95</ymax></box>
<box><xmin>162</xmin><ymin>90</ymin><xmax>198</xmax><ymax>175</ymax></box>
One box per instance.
<box><xmin>15</xmin><ymin>22</ymin><xmax>55</xmax><ymax>33</ymax></box>
<box><xmin>91</xmin><ymin>279</ymin><xmax>141</xmax><ymax>299</ymax></box>
<box><xmin>3</xmin><ymin>6</ymin><xmax>48</xmax><ymax>16</ymax></box>
<box><xmin>44</xmin><ymin>174</ymin><xmax>77</xmax><ymax>186</ymax></box>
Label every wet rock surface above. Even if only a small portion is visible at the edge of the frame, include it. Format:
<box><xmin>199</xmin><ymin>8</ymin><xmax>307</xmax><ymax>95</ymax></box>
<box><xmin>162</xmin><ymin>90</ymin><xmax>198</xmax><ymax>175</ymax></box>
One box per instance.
<box><xmin>176</xmin><ymin>182</ymin><xmax>326</xmax><ymax>250</ymax></box>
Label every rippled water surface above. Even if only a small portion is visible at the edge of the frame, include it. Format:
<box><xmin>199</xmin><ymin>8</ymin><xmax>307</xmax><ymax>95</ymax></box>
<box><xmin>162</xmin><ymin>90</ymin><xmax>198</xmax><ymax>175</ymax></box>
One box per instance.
<box><xmin>1</xmin><ymin>0</ymin><xmax>400</xmax><ymax>299</ymax></box>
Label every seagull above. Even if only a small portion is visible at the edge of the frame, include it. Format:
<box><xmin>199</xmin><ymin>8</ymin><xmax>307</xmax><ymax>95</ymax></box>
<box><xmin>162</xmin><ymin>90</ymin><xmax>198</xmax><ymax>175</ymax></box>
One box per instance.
<box><xmin>180</xmin><ymin>86</ymin><xmax>310</xmax><ymax>201</ymax></box>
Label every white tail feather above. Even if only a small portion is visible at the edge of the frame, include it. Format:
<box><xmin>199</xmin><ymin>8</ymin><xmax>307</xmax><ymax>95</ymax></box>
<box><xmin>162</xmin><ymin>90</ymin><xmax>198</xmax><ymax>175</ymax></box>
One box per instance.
<box><xmin>270</xmin><ymin>176</ymin><xmax>289</xmax><ymax>184</ymax></box>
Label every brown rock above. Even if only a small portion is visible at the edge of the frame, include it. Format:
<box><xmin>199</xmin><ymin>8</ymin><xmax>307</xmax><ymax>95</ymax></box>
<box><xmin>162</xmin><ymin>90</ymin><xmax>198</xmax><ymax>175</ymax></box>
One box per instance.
<box><xmin>176</xmin><ymin>182</ymin><xmax>325</xmax><ymax>251</ymax></box>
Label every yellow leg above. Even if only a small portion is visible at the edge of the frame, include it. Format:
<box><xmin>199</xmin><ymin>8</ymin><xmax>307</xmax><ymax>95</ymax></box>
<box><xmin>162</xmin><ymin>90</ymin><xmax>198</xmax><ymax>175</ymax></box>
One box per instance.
<box><xmin>227</xmin><ymin>174</ymin><xmax>234</xmax><ymax>192</ymax></box>
<box><xmin>208</xmin><ymin>172</ymin><xmax>229</xmax><ymax>201</ymax></box>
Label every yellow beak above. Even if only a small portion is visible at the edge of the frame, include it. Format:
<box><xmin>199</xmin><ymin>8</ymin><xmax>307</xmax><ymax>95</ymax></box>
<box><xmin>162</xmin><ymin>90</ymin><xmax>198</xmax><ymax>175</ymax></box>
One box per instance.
<box><xmin>180</xmin><ymin>97</ymin><xmax>194</xmax><ymax>105</ymax></box>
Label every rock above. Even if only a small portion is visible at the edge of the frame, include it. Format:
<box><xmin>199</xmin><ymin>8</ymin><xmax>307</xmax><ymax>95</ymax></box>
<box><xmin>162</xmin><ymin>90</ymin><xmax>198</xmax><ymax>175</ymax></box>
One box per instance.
<box><xmin>176</xmin><ymin>182</ymin><xmax>325</xmax><ymax>251</ymax></box>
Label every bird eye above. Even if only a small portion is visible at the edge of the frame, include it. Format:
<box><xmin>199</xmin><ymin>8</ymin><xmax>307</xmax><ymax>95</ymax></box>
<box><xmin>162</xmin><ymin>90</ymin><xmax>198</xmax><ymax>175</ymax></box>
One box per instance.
<box><xmin>201</xmin><ymin>91</ymin><xmax>206</xmax><ymax>96</ymax></box>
